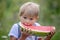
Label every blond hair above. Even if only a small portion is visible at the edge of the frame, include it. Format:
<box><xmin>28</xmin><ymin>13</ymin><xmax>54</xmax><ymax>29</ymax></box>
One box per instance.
<box><xmin>19</xmin><ymin>2</ymin><xmax>40</xmax><ymax>17</ymax></box>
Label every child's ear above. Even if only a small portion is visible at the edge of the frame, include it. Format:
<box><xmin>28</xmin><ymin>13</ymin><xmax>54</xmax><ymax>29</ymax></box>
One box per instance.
<box><xmin>37</xmin><ymin>16</ymin><xmax>39</xmax><ymax>19</ymax></box>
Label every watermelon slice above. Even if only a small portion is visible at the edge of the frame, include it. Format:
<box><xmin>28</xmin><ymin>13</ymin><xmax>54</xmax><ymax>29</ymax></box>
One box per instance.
<box><xmin>20</xmin><ymin>23</ymin><xmax>55</xmax><ymax>37</ymax></box>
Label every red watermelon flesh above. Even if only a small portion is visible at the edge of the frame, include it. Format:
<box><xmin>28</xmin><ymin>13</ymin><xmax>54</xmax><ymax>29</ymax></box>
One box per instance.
<box><xmin>23</xmin><ymin>26</ymin><xmax>55</xmax><ymax>33</ymax></box>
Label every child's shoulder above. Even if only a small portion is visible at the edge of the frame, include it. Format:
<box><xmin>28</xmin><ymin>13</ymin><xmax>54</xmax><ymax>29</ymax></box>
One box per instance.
<box><xmin>12</xmin><ymin>22</ymin><xmax>22</xmax><ymax>28</ymax></box>
<box><xmin>12</xmin><ymin>23</ymin><xmax>19</xmax><ymax>28</ymax></box>
<box><xmin>34</xmin><ymin>22</ymin><xmax>40</xmax><ymax>26</ymax></box>
<box><xmin>8</xmin><ymin>23</ymin><xmax>20</xmax><ymax>38</ymax></box>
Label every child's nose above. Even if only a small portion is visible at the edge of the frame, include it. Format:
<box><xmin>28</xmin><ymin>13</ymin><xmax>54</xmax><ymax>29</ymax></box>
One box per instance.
<box><xmin>26</xmin><ymin>20</ymin><xmax>30</xmax><ymax>23</ymax></box>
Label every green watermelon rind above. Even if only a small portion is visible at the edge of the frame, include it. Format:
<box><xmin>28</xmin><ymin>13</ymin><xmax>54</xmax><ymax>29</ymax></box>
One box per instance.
<box><xmin>20</xmin><ymin>27</ymin><xmax>50</xmax><ymax>37</ymax></box>
<box><xmin>31</xmin><ymin>31</ymin><xmax>49</xmax><ymax>36</ymax></box>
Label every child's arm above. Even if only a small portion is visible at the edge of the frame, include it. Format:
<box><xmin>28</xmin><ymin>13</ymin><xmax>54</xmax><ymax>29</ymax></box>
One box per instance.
<box><xmin>18</xmin><ymin>35</ymin><xmax>27</xmax><ymax>40</ymax></box>
<box><xmin>10</xmin><ymin>36</ymin><xmax>17</xmax><ymax>40</ymax></box>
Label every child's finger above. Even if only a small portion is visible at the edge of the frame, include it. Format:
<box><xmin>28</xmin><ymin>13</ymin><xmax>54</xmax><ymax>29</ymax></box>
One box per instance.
<box><xmin>27</xmin><ymin>28</ymin><xmax>33</xmax><ymax>35</ymax></box>
<box><xmin>20</xmin><ymin>28</ymin><xmax>23</xmax><ymax>32</ymax></box>
<box><xmin>47</xmin><ymin>31</ymin><xmax>55</xmax><ymax>38</ymax></box>
<box><xmin>20</xmin><ymin>28</ymin><xmax>33</xmax><ymax>36</ymax></box>
<box><xmin>25</xmin><ymin>28</ymin><xmax>32</xmax><ymax>35</ymax></box>
<box><xmin>20</xmin><ymin>28</ymin><xmax>26</xmax><ymax>32</ymax></box>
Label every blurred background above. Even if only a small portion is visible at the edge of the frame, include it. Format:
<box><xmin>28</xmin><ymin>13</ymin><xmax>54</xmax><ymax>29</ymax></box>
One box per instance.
<box><xmin>0</xmin><ymin>0</ymin><xmax>60</xmax><ymax>40</ymax></box>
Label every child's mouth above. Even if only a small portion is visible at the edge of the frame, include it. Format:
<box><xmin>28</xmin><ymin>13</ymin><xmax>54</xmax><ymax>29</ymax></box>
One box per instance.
<box><xmin>23</xmin><ymin>23</ymin><xmax>32</xmax><ymax>26</ymax></box>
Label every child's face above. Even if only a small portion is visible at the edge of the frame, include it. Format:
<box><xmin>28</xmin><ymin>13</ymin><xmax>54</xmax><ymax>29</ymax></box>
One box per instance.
<box><xmin>20</xmin><ymin>14</ymin><xmax>38</xmax><ymax>26</ymax></box>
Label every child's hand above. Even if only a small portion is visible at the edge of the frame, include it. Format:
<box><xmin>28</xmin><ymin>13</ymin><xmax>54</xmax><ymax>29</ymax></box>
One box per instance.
<box><xmin>18</xmin><ymin>28</ymin><xmax>31</xmax><ymax>40</ymax></box>
<box><xmin>45</xmin><ymin>26</ymin><xmax>56</xmax><ymax>40</ymax></box>
<box><xmin>21</xmin><ymin>28</ymin><xmax>31</xmax><ymax>38</ymax></box>
<box><xmin>21</xmin><ymin>29</ymin><xmax>30</xmax><ymax>37</ymax></box>
<box><xmin>38</xmin><ymin>31</ymin><xmax>55</xmax><ymax>40</ymax></box>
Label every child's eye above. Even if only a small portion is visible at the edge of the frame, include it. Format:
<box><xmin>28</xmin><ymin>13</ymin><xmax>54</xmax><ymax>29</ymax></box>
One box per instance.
<box><xmin>30</xmin><ymin>18</ymin><xmax>33</xmax><ymax>20</ymax></box>
<box><xmin>23</xmin><ymin>17</ymin><xmax>27</xmax><ymax>19</ymax></box>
